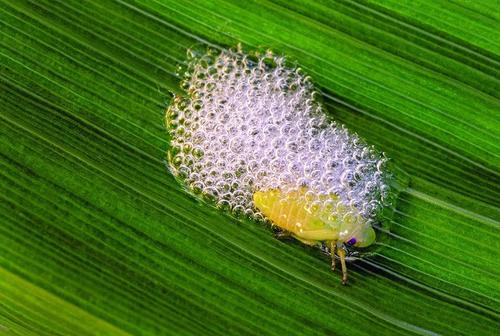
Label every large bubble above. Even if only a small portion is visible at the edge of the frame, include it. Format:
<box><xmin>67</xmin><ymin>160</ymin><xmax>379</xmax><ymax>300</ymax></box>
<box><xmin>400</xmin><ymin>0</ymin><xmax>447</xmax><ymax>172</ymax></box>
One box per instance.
<box><xmin>166</xmin><ymin>47</ymin><xmax>397</xmax><ymax>249</ymax></box>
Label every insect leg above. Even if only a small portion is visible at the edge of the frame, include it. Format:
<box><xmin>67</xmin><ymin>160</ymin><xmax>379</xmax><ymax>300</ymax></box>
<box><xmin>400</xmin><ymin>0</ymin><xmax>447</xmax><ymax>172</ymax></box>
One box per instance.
<box><xmin>330</xmin><ymin>241</ymin><xmax>337</xmax><ymax>271</ymax></box>
<box><xmin>273</xmin><ymin>227</ymin><xmax>291</xmax><ymax>240</ymax></box>
<box><xmin>338</xmin><ymin>247</ymin><xmax>348</xmax><ymax>285</ymax></box>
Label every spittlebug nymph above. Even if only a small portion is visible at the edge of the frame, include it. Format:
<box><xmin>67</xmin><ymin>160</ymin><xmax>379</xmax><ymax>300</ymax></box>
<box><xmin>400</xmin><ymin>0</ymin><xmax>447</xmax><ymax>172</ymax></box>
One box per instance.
<box><xmin>254</xmin><ymin>187</ymin><xmax>375</xmax><ymax>284</ymax></box>
<box><xmin>166</xmin><ymin>46</ymin><xmax>396</xmax><ymax>284</ymax></box>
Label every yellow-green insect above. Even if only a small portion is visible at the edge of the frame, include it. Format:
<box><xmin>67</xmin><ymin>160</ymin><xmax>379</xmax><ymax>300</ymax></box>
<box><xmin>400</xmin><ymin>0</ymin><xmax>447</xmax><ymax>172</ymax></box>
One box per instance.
<box><xmin>253</xmin><ymin>187</ymin><xmax>375</xmax><ymax>284</ymax></box>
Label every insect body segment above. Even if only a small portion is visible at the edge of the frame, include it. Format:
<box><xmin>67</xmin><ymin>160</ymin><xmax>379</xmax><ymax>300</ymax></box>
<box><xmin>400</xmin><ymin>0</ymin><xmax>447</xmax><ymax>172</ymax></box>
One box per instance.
<box><xmin>253</xmin><ymin>188</ymin><xmax>339</xmax><ymax>242</ymax></box>
<box><xmin>253</xmin><ymin>187</ymin><xmax>376</xmax><ymax>284</ymax></box>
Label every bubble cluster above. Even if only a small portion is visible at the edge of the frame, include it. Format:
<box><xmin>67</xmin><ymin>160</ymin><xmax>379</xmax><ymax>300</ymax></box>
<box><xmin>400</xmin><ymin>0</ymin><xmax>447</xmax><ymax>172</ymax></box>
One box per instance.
<box><xmin>166</xmin><ymin>47</ymin><xmax>393</xmax><ymax>228</ymax></box>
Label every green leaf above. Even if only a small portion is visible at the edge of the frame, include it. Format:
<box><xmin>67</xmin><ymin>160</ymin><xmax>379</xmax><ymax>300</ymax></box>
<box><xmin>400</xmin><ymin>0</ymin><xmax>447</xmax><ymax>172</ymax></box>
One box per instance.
<box><xmin>1</xmin><ymin>0</ymin><xmax>499</xmax><ymax>335</ymax></box>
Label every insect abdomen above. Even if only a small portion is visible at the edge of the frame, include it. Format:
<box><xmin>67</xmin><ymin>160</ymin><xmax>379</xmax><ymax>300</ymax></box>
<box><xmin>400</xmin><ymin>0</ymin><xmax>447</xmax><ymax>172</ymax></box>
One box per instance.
<box><xmin>253</xmin><ymin>188</ymin><xmax>340</xmax><ymax>241</ymax></box>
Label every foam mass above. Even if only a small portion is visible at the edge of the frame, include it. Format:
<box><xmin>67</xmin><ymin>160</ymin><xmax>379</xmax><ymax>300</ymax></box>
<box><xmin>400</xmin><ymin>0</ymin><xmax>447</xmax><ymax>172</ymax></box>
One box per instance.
<box><xmin>166</xmin><ymin>47</ymin><xmax>393</xmax><ymax>229</ymax></box>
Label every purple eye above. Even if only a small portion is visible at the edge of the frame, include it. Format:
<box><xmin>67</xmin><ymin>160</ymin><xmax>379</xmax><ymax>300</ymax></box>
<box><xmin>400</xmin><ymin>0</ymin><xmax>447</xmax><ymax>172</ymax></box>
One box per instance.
<box><xmin>347</xmin><ymin>238</ymin><xmax>357</xmax><ymax>245</ymax></box>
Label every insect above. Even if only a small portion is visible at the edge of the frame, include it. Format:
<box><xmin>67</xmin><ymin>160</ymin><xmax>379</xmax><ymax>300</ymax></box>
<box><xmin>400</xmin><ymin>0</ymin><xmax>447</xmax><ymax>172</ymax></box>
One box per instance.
<box><xmin>253</xmin><ymin>187</ymin><xmax>375</xmax><ymax>284</ymax></box>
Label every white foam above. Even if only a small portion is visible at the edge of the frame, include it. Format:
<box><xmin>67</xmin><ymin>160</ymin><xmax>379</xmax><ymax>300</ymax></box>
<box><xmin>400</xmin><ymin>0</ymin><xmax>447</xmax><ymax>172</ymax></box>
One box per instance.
<box><xmin>167</xmin><ymin>48</ymin><xmax>392</xmax><ymax>224</ymax></box>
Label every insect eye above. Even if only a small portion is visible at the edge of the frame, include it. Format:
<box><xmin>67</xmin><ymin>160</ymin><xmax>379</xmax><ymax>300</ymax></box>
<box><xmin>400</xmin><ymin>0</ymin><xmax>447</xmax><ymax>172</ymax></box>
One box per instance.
<box><xmin>346</xmin><ymin>238</ymin><xmax>357</xmax><ymax>246</ymax></box>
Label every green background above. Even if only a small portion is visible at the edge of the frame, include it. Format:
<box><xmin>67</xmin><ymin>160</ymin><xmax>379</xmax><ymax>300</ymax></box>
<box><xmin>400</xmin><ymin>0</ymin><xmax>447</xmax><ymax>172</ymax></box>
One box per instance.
<box><xmin>1</xmin><ymin>1</ymin><xmax>499</xmax><ymax>335</ymax></box>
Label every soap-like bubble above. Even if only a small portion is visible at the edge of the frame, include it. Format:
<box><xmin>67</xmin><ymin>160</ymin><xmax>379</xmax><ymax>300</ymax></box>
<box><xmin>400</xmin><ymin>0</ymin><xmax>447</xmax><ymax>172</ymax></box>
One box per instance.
<box><xmin>166</xmin><ymin>47</ymin><xmax>394</xmax><ymax>229</ymax></box>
